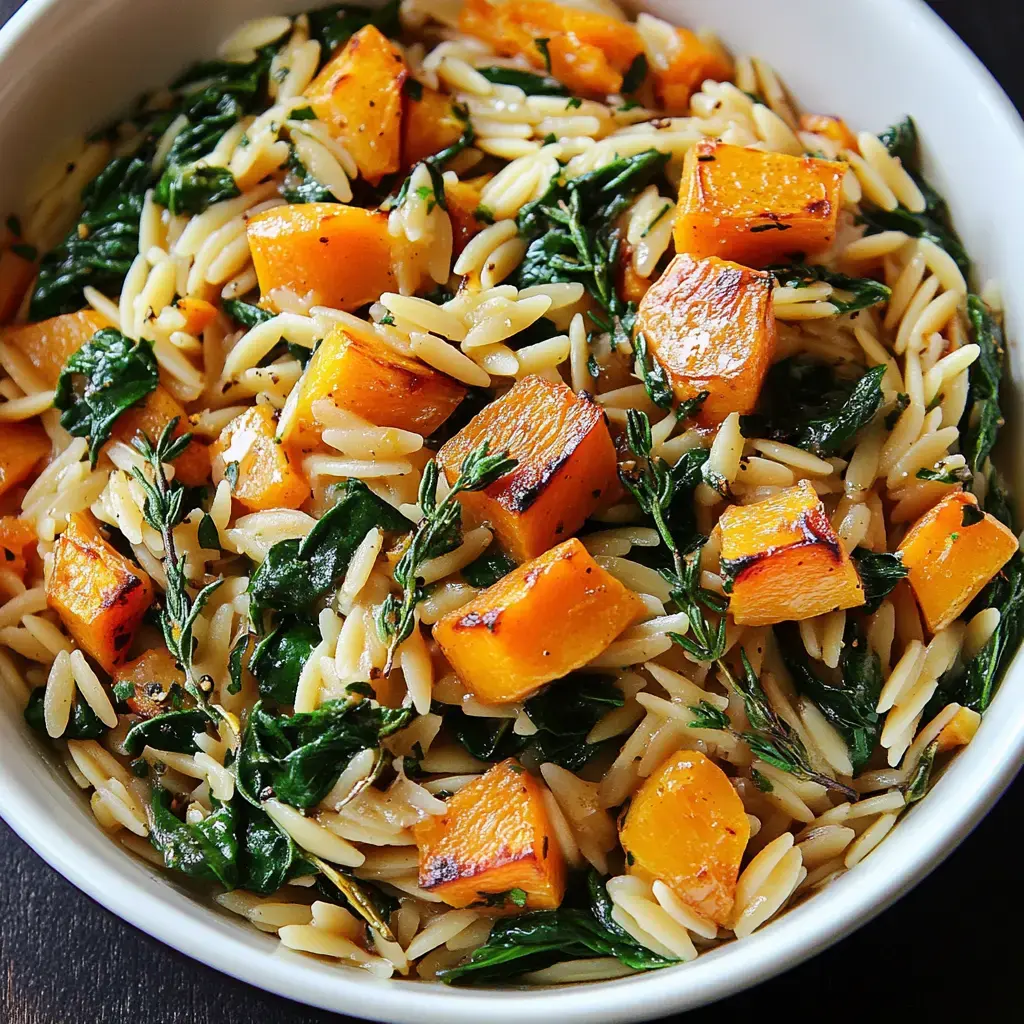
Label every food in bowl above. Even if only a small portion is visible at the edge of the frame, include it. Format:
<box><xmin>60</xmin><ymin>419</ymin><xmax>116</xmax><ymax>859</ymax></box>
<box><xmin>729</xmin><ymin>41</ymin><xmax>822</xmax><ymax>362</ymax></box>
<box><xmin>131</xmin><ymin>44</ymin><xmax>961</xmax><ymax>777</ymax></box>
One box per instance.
<box><xmin>0</xmin><ymin>0</ymin><xmax>1018</xmax><ymax>988</ymax></box>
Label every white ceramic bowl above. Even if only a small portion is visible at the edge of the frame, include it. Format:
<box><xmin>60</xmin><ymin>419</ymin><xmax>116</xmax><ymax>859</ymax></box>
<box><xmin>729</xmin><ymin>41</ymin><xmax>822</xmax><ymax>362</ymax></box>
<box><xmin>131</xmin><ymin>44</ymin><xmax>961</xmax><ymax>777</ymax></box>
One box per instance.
<box><xmin>1</xmin><ymin>1</ymin><xmax>1022</xmax><ymax>1020</ymax></box>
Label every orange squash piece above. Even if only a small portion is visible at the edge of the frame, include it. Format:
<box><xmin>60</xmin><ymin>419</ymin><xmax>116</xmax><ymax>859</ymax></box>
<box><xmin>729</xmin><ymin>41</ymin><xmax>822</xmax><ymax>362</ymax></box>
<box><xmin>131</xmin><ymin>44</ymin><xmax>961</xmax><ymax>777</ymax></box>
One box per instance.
<box><xmin>281</xmin><ymin>324</ymin><xmax>466</xmax><ymax>453</ymax></box>
<box><xmin>247</xmin><ymin>203</ymin><xmax>403</xmax><ymax>313</ymax></box>
<box><xmin>47</xmin><ymin>511</ymin><xmax>154</xmax><ymax>672</ymax></box>
<box><xmin>402</xmin><ymin>86</ymin><xmax>465</xmax><ymax>170</ymax></box>
<box><xmin>306</xmin><ymin>25</ymin><xmax>406</xmax><ymax>184</ymax></box>
<box><xmin>446</xmin><ymin>178</ymin><xmax>487</xmax><ymax>258</ymax></box>
<box><xmin>114</xmin><ymin>647</ymin><xmax>186</xmax><ymax>720</ymax></box>
<box><xmin>0</xmin><ymin>421</ymin><xmax>50</xmax><ymax>499</ymax></box>
<box><xmin>673</xmin><ymin>140</ymin><xmax>846</xmax><ymax>266</ymax></box>
<box><xmin>897</xmin><ymin>491</ymin><xmax>1017</xmax><ymax>633</ymax></box>
<box><xmin>935</xmin><ymin>705</ymin><xmax>981</xmax><ymax>753</ymax></box>
<box><xmin>110</xmin><ymin>385</ymin><xmax>210</xmax><ymax>487</ymax></box>
<box><xmin>173</xmin><ymin>296</ymin><xmax>219</xmax><ymax>336</ymax></box>
<box><xmin>414</xmin><ymin>758</ymin><xmax>566</xmax><ymax>909</ymax></box>
<box><xmin>2</xmin><ymin>310</ymin><xmax>208</xmax><ymax>484</ymax></box>
<box><xmin>433</xmin><ymin>537</ymin><xmax>646</xmax><ymax>703</ymax></box>
<box><xmin>799</xmin><ymin>113</ymin><xmax>858</xmax><ymax>153</ymax></box>
<box><xmin>720</xmin><ymin>481</ymin><xmax>865</xmax><ymax>625</ymax></box>
<box><xmin>2</xmin><ymin>309</ymin><xmax>107</xmax><ymax>385</ymax></box>
<box><xmin>0</xmin><ymin>248</ymin><xmax>36</xmax><ymax>323</ymax></box>
<box><xmin>637</xmin><ymin>253</ymin><xmax>776</xmax><ymax>425</ymax></box>
<box><xmin>652</xmin><ymin>28</ymin><xmax>733</xmax><ymax>114</ymax></box>
<box><xmin>620</xmin><ymin>750</ymin><xmax>749</xmax><ymax>926</ymax></box>
<box><xmin>0</xmin><ymin>516</ymin><xmax>36</xmax><ymax>583</ymax></box>
<box><xmin>459</xmin><ymin>0</ymin><xmax>643</xmax><ymax>97</ymax></box>
<box><xmin>211</xmin><ymin>404</ymin><xmax>309</xmax><ymax>512</ymax></box>
<box><xmin>437</xmin><ymin>375</ymin><xmax>618</xmax><ymax>562</ymax></box>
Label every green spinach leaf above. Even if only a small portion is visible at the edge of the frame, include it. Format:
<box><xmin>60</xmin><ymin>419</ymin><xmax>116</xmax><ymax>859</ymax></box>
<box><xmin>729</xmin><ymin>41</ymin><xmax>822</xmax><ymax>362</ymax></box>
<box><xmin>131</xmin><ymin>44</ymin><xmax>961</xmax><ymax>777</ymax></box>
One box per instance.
<box><xmin>248</xmin><ymin>479</ymin><xmax>411</xmax><ymax>622</ymax></box>
<box><xmin>24</xmin><ymin>689</ymin><xmax>106</xmax><ymax>740</ymax></box>
<box><xmin>223</xmin><ymin>299</ymin><xmax>274</xmax><ymax>328</ymax></box>
<box><xmin>53</xmin><ymin>328</ymin><xmax>159</xmax><ymax>465</ymax></box>
<box><xmin>476</xmin><ymin>67</ymin><xmax>568</xmax><ymax>96</ymax></box>
<box><xmin>461</xmin><ymin>544</ymin><xmax>516</xmax><ymax>588</ymax></box>
<box><xmin>768</xmin><ymin>263</ymin><xmax>891</xmax><ymax>314</ymax></box>
<box><xmin>123</xmin><ymin>708</ymin><xmax>209</xmax><ymax>756</ymax></box>
<box><xmin>524</xmin><ymin>675</ymin><xmax>623</xmax><ymax>770</ymax></box>
<box><xmin>960</xmin><ymin>294</ymin><xmax>1004</xmax><ymax>474</ymax></box>
<box><xmin>851</xmin><ymin>548</ymin><xmax>908</xmax><ymax>614</ymax></box>
<box><xmin>307</xmin><ymin>0</ymin><xmax>401</xmax><ymax>56</ymax></box>
<box><xmin>440</xmin><ymin>871</ymin><xmax>676</xmax><ymax>984</ymax></box>
<box><xmin>249</xmin><ymin>619</ymin><xmax>320</xmax><ymax>704</ymax></box>
<box><xmin>153</xmin><ymin>164</ymin><xmax>239</xmax><ymax>216</ymax></box>
<box><xmin>236</xmin><ymin>698</ymin><xmax>411</xmax><ymax>809</ymax></box>
<box><xmin>148</xmin><ymin>787</ymin><xmax>238</xmax><ymax>888</ymax></box>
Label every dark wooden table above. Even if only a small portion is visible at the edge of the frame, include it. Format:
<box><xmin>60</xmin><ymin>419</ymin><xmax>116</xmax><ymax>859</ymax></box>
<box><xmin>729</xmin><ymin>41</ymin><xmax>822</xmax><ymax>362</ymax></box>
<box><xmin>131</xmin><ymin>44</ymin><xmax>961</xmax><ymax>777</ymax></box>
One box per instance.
<box><xmin>2</xmin><ymin>2</ymin><xmax>1021</xmax><ymax>1021</ymax></box>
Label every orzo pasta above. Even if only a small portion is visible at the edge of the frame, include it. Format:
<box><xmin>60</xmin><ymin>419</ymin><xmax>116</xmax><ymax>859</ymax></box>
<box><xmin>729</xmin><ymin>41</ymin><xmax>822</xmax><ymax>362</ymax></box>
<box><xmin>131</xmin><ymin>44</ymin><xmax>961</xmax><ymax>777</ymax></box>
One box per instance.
<box><xmin>0</xmin><ymin>0</ymin><xmax>1018</xmax><ymax>988</ymax></box>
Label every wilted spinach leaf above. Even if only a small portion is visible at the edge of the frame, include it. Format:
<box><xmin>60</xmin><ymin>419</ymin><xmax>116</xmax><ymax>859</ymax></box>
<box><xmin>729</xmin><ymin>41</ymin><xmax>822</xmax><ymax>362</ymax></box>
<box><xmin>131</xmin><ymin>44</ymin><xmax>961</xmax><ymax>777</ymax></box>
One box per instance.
<box><xmin>124</xmin><ymin>708</ymin><xmax>209</xmax><ymax>756</ymax></box>
<box><xmin>851</xmin><ymin>548</ymin><xmax>908</xmax><ymax>614</ymax></box>
<box><xmin>237</xmin><ymin>800</ymin><xmax>309</xmax><ymax>894</ymax></box>
<box><xmin>461</xmin><ymin>544</ymin><xmax>516</xmax><ymax>589</ymax></box>
<box><xmin>223</xmin><ymin>299</ymin><xmax>274</xmax><ymax>329</ymax></box>
<box><xmin>524</xmin><ymin>675</ymin><xmax>624</xmax><ymax>771</ymax></box>
<box><xmin>741</xmin><ymin>361</ymin><xmax>886</xmax><ymax>456</ymax></box>
<box><xmin>148</xmin><ymin>787</ymin><xmax>238</xmax><ymax>888</ymax></box>
<box><xmin>248</xmin><ymin>479</ymin><xmax>411</xmax><ymax>621</ymax></box>
<box><xmin>236</xmin><ymin>698</ymin><xmax>411</xmax><ymax>809</ymax></box>
<box><xmin>307</xmin><ymin>0</ymin><xmax>401</xmax><ymax>56</ymax></box>
<box><xmin>53</xmin><ymin>328</ymin><xmax>160</xmax><ymax>465</ymax></box>
<box><xmin>250</xmin><ymin>619</ymin><xmax>320</xmax><ymax>704</ymax></box>
<box><xmin>440</xmin><ymin>871</ymin><xmax>676</xmax><ymax>984</ymax></box>
<box><xmin>786</xmin><ymin>621</ymin><xmax>883</xmax><ymax>771</ymax></box>
<box><xmin>153</xmin><ymin>164</ymin><xmax>239</xmax><ymax>216</ymax></box>
<box><xmin>768</xmin><ymin>263</ymin><xmax>891</xmax><ymax>314</ymax></box>
<box><xmin>961</xmin><ymin>294</ymin><xmax>1004</xmax><ymax>475</ymax></box>
<box><xmin>24</xmin><ymin>689</ymin><xmax>106</xmax><ymax>740</ymax></box>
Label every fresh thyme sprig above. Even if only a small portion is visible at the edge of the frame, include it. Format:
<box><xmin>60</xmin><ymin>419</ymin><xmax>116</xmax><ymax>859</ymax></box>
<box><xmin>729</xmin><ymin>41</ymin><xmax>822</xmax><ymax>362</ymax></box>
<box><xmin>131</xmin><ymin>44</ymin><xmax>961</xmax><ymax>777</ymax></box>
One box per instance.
<box><xmin>377</xmin><ymin>442</ymin><xmax>517</xmax><ymax>674</ymax></box>
<box><xmin>620</xmin><ymin>410</ymin><xmax>855</xmax><ymax>799</ymax></box>
<box><xmin>131</xmin><ymin>420</ymin><xmax>223</xmax><ymax>718</ymax></box>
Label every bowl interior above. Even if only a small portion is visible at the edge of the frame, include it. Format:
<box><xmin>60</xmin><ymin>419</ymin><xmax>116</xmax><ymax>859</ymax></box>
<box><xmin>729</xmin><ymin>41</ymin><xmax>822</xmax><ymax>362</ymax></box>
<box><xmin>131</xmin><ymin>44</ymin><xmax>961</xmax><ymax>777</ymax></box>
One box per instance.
<box><xmin>1</xmin><ymin>1</ymin><xmax>1022</xmax><ymax>1022</ymax></box>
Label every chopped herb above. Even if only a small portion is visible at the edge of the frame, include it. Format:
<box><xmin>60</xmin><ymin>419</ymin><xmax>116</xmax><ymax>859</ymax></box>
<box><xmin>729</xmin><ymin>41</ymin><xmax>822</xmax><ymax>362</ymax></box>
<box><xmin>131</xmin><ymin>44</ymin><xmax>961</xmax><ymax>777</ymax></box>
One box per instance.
<box><xmin>903</xmin><ymin>740</ymin><xmax>938</xmax><ymax>804</ymax></box>
<box><xmin>198</xmin><ymin>512</ymin><xmax>221</xmax><ymax>551</ymax></box>
<box><xmin>750</xmin><ymin>767</ymin><xmax>774</xmax><ymax>793</ymax></box>
<box><xmin>227</xmin><ymin>631</ymin><xmax>250</xmax><ymax>696</ymax></box>
<box><xmin>53</xmin><ymin>328</ymin><xmax>160</xmax><ymax>466</ymax></box>
<box><xmin>640</xmin><ymin>202</ymin><xmax>672</xmax><ymax>238</ymax></box>
<box><xmin>566</xmin><ymin>96</ymin><xmax>582</xmax><ymax>110</ymax></box>
<box><xmin>686</xmin><ymin>700</ymin><xmax>731</xmax><ymax>731</ymax></box>
<box><xmin>916</xmin><ymin>464</ymin><xmax>971</xmax><ymax>486</ymax></box>
<box><xmin>534</xmin><ymin>37</ymin><xmax>552</xmax><ymax>73</ymax></box>
<box><xmin>289</xmin><ymin>105</ymin><xmax>317</xmax><ymax>120</ymax></box>
<box><xmin>632</xmin><ymin>331</ymin><xmax>673</xmax><ymax>410</ymax></box>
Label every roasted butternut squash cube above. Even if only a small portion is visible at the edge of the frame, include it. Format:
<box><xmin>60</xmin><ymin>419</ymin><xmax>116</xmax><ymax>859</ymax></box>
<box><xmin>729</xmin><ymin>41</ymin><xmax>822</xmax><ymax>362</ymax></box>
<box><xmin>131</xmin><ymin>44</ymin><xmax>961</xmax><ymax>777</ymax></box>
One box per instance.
<box><xmin>0</xmin><ymin>516</ymin><xmax>36</xmax><ymax>584</ymax></box>
<box><xmin>3</xmin><ymin>309</ymin><xmax>107</xmax><ymax>386</ymax></box>
<box><xmin>402</xmin><ymin>86</ymin><xmax>465</xmax><ymax>171</ymax></box>
<box><xmin>799</xmin><ymin>113</ymin><xmax>858</xmax><ymax>153</ymax></box>
<box><xmin>620</xmin><ymin>750</ymin><xmax>749</xmax><ymax>926</ymax></box>
<box><xmin>433</xmin><ymin>537</ymin><xmax>646</xmax><ymax>703</ymax></box>
<box><xmin>720</xmin><ymin>481</ymin><xmax>865</xmax><ymax>625</ymax></box>
<box><xmin>414</xmin><ymin>758</ymin><xmax>566</xmax><ymax>909</ymax></box>
<box><xmin>897</xmin><ymin>491</ymin><xmax>1018</xmax><ymax>633</ymax></box>
<box><xmin>281</xmin><ymin>324</ymin><xmax>466</xmax><ymax>453</ymax></box>
<box><xmin>652</xmin><ymin>28</ymin><xmax>733</xmax><ymax>114</ymax></box>
<box><xmin>0</xmin><ymin>421</ymin><xmax>50</xmax><ymax>499</ymax></box>
<box><xmin>114</xmin><ymin>647</ymin><xmax>186</xmax><ymax>720</ymax></box>
<box><xmin>211</xmin><ymin>404</ymin><xmax>308</xmax><ymax>512</ymax></box>
<box><xmin>306</xmin><ymin>25</ymin><xmax>407</xmax><ymax>184</ymax></box>
<box><xmin>173</xmin><ymin>296</ymin><xmax>219</xmax><ymax>336</ymax></box>
<box><xmin>47</xmin><ymin>511</ymin><xmax>153</xmax><ymax>672</ymax></box>
<box><xmin>437</xmin><ymin>375</ymin><xmax>617</xmax><ymax>562</ymax></box>
<box><xmin>446</xmin><ymin>178</ymin><xmax>488</xmax><ymax>258</ymax></box>
<box><xmin>110</xmin><ymin>385</ymin><xmax>209</xmax><ymax>487</ymax></box>
<box><xmin>674</xmin><ymin>140</ymin><xmax>846</xmax><ymax>266</ymax></box>
<box><xmin>247</xmin><ymin>203</ymin><xmax>401</xmax><ymax>313</ymax></box>
<box><xmin>459</xmin><ymin>0</ymin><xmax>643</xmax><ymax>96</ymax></box>
<box><xmin>637</xmin><ymin>253</ymin><xmax>776</xmax><ymax>425</ymax></box>
<box><xmin>0</xmin><ymin>248</ymin><xmax>36</xmax><ymax>323</ymax></box>
<box><xmin>935</xmin><ymin>705</ymin><xmax>982</xmax><ymax>753</ymax></box>
<box><xmin>3</xmin><ymin>310</ymin><xmax>208</xmax><ymax>484</ymax></box>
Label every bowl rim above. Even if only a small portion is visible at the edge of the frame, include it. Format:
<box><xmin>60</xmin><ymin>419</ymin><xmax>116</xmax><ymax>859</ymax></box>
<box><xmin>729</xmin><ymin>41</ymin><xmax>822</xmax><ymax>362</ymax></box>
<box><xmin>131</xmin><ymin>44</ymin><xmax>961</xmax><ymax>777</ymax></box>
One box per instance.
<box><xmin>1</xmin><ymin>0</ymin><xmax>1023</xmax><ymax>1021</ymax></box>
